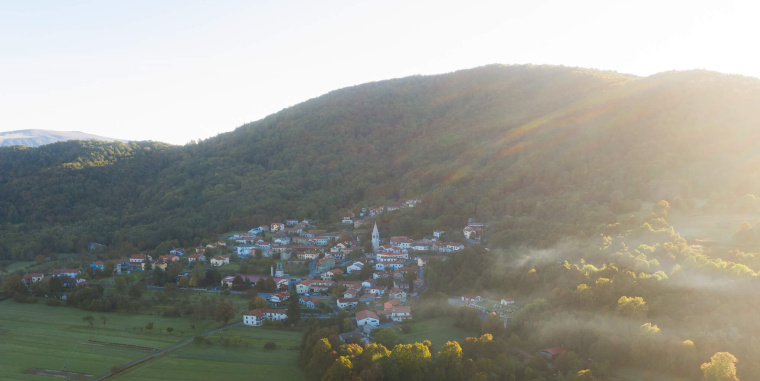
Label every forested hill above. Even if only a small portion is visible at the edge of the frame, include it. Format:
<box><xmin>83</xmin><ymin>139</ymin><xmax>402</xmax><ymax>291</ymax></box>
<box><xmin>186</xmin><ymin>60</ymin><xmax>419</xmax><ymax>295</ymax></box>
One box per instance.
<box><xmin>3</xmin><ymin>64</ymin><xmax>760</xmax><ymax>258</ymax></box>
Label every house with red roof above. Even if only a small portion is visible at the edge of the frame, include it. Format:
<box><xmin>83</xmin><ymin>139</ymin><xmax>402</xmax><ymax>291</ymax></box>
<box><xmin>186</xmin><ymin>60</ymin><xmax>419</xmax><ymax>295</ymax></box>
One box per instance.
<box><xmin>356</xmin><ymin>310</ymin><xmax>380</xmax><ymax>327</ymax></box>
<box><xmin>391</xmin><ymin>306</ymin><xmax>412</xmax><ymax>322</ymax></box>
<box><xmin>22</xmin><ymin>273</ymin><xmax>44</xmax><ymax>285</ymax></box>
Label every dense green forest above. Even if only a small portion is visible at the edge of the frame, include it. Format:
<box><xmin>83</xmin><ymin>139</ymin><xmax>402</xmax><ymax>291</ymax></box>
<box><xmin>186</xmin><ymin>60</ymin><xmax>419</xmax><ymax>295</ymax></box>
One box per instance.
<box><xmin>3</xmin><ymin>65</ymin><xmax>760</xmax><ymax>260</ymax></box>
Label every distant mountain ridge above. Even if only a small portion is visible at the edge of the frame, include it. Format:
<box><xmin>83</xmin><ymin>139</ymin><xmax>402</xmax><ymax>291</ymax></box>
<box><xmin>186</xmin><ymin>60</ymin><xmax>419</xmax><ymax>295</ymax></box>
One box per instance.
<box><xmin>0</xmin><ymin>129</ymin><xmax>122</xmax><ymax>147</ymax></box>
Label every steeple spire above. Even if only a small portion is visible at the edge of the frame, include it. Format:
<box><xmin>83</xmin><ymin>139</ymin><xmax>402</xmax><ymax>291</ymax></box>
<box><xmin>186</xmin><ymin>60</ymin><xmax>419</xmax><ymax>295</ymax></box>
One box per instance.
<box><xmin>372</xmin><ymin>222</ymin><xmax>380</xmax><ymax>253</ymax></box>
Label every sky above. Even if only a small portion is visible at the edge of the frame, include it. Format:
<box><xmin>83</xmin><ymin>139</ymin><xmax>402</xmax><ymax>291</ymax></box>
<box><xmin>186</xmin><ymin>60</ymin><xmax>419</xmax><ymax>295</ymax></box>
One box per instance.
<box><xmin>1</xmin><ymin>0</ymin><xmax>758</xmax><ymax>145</ymax></box>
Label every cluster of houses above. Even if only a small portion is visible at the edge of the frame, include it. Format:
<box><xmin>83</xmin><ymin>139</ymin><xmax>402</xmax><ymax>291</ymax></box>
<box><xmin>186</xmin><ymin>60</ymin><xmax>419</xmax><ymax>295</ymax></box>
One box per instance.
<box><xmin>21</xmin><ymin>268</ymin><xmax>88</xmax><ymax>288</ymax></box>
<box><xmin>463</xmin><ymin>219</ymin><xmax>486</xmax><ymax>242</ymax></box>
<box><xmin>239</xmin><ymin>222</ymin><xmax>455</xmax><ymax>331</ymax></box>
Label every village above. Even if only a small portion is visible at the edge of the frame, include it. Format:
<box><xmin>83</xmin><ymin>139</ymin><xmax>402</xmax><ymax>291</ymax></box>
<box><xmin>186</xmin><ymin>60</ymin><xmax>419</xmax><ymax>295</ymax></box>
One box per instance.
<box><xmin>17</xmin><ymin>200</ymin><xmax>515</xmax><ymax>345</ymax></box>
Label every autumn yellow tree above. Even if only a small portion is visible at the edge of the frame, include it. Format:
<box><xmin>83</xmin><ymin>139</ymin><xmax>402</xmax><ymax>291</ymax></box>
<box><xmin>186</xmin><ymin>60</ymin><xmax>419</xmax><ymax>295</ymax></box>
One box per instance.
<box><xmin>700</xmin><ymin>352</ymin><xmax>739</xmax><ymax>381</ymax></box>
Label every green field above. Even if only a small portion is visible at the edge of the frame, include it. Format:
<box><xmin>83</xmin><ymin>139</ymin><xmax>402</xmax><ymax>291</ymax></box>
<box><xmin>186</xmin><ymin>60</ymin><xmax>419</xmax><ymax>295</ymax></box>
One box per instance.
<box><xmin>114</xmin><ymin>327</ymin><xmax>304</xmax><ymax>380</ymax></box>
<box><xmin>400</xmin><ymin>317</ymin><xmax>473</xmax><ymax>349</ymax></box>
<box><xmin>0</xmin><ymin>301</ymin><xmax>304</xmax><ymax>380</ymax></box>
<box><xmin>0</xmin><ymin>302</ymin><xmax>187</xmax><ymax>380</ymax></box>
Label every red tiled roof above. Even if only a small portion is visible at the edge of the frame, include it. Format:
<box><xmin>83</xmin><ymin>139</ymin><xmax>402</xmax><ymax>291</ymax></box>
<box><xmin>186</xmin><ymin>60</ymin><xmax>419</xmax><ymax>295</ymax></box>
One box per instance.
<box><xmin>356</xmin><ymin>310</ymin><xmax>379</xmax><ymax>321</ymax></box>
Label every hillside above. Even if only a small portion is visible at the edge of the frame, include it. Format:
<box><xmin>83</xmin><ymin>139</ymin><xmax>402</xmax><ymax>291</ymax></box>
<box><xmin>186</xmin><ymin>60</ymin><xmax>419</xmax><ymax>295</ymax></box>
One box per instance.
<box><xmin>3</xmin><ymin>64</ymin><xmax>760</xmax><ymax>258</ymax></box>
<box><xmin>0</xmin><ymin>129</ymin><xmax>121</xmax><ymax>147</ymax></box>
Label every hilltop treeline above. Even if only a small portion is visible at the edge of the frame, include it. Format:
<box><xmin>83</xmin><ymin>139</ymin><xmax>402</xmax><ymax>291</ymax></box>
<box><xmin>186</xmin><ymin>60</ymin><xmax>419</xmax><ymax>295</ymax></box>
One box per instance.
<box><xmin>4</xmin><ymin>65</ymin><xmax>760</xmax><ymax>259</ymax></box>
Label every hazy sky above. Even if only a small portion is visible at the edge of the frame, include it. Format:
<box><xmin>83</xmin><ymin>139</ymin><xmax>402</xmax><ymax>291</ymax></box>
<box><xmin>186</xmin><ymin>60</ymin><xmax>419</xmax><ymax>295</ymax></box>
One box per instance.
<box><xmin>1</xmin><ymin>0</ymin><xmax>757</xmax><ymax>145</ymax></box>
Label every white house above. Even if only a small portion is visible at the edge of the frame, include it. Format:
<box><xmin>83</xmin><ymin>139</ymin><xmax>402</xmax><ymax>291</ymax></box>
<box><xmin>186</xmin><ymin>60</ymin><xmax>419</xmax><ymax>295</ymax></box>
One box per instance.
<box><xmin>52</xmin><ymin>268</ymin><xmax>80</xmax><ymax>278</ymax></box>
<box><xmin>391</xmin><ymin>306</ymin><xmax>412</xmax><ymax>322</ymax></box>
<box><xmin>243</xmin><ymin>308</ymin><xmax>288</xmax><ymax>326</ymax></box>
<box><xmin>347</xmin><ymin>262</ymin><xmax>364</xmax><ymax>274</ymax></box>
<box><xmin>501</xmin><ymin>298</ymin><xmax>515</xmax><ymax>305</ymax></box>
<box><xmin>337</xmin><ymin>298</ymin><xmax>359</xmax><ymax>309</ymax></box>
<box><xmin>356</xmin><ymin>310</ymin><xmax>380</xmax><ymax>327</ymax></box>
<box><xmin>368</xmin><ymin>285</ymin><xmax>386</xmax><ymax>296</ymax></box>
<box><xmin>210</xmin><ymin>255</ymin><xmax>230</xmax><ymax>267</ymax></box>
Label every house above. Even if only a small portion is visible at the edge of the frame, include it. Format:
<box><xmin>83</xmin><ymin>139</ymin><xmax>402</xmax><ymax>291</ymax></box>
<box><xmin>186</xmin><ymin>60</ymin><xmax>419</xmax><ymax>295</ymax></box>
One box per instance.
<box><xmin>234</xmin><ymin>245</ymin><xmax>257</xmax><ymax>257</ymax></box>
<box><xmin>22</xmin><ymin>273</ymin><xmax>44</xmax><ymax>285</ymax></box>
<box><xmin>405</xmin><ymin>199</ymin><xmax>421</xmax><ymax>207</ymax></box>
<box><xmin>377</xmin><ymin>252</ymin><xmax>409</xmax><ymax>262</ymax></box>
<box><xmin>393</xmin><ymin>280</ymin><xmax>411</xmax><ymax>292</ymax></box>
<box><xmin>337</xmin><ymin>298</ymin><xmax>360</xmax><ymax>309</ymax></box>
<box><xmin>311</xmin><ymin>236</ymin><xmax>331</xmax><ymax>246</ymax></box>
<box><xmin>296</xmin><ymin>279</ymin><xmax>334</xmax><ymax>294</ymax></box>
<box><xmin>321</xmin><ymin>268</ymin><xmax>343</xmax><ymax>281</ymax></box>
<box><xmin>361</xmin><ymin>279</ymin><xmax>377</xmax><ymax>289</ymax></box>
<box><xmin>347</xmin><ymin>262</ymin><xmax>364</xmax><ymax>274</ymax></box>
<box><xmin>461</xmin><ymin>294</ymin><xmax>482</xmax><ymax>304</ymax></box>
<box><xmin>220</xmin><ymin>275</ymin><xmax>289</xmax><ymax>289</ymax></box>
<box><xmin>433</xmin><ymin>230</ymin><xmax>445</xmax><ymax>239</ymax></box>
<box><xmin>271</xmin><ymin>222</ymin><xmax>284</xmax><ymax>232</ymax></box>
<box><xmin>129</xmin><ymin>254</ymin><xmax>148</xmax><ymax>270</ymax></box>
<box><xmin>375</xmin><ymin>261</ymin><xmax>404</xmax><ymax>272</ymax></box>
<box><xmin>383</xmin><ymin>298</ymin><xmax>401</xmax><ymax>310</ymax></box>
<box><xmin>338</xmin><ymin>281</ymin><xmax>362</xmax><ymax>290</ymax></box>
<box><xmin>344</xmin><ymin>288</ymin><xmax>359</xmax><ymax>299</ymax></box>
<box><xmin>269</xmin><ymin>291</ymin><xmax>290</xmax><ymax>304</ymax></box>
<box><xmin>159</xmin><ymin>254</ymin><xmax>180</xmax><ymax>263</ymax></box>
<box><xmin>109</xmin><ymin>259</ymin><xmax>130</xmax><ymax>275</ymax></box>
<box><xmin>306</xmin><ymin>298</ymin><xmax>319</xmax><ymax>309</ymax></box>
<box><xmin>411</xmin><ymin>241</ymin><xmax>432</xmax><ymax>251</ymax></box>
<box><xmin>297</xmin><ymin>251</ymin><xmax>321</xmax><ymax>260</ymax></box>
<box><xmin>170</xmin><ymin>248</ymin><xmax>185</xmax><ymax>256</ymax></box>
<box><xmin>52</xmin><ymin>268</ymin><xmax>80</xmax><ymax>278</ymax></box>
<box><xmin>356</xmin><ymin>310</ymin><xmax>380</xmax><ymax>327</ymax></box>
<box><xmin>316</xmin><ymin>257</ymin><xmax>336</xmax><ymax>272</ymax></box>
<box><xmin>299</xmin><ymin>295</ymin><xmax>310</xmax><ymax>305</ymax></box>
<box><xmin>389</xmin><ymin>288</ymin><xmax>407</xmax><ymax>303</ymax></box>
<box><xmin>188</xmin><ymin>253</ymin><xmax>205</xmax><ymax>263</ymax></box>
<box><xmin>541</xmin><ymin>347</ymin><xmax>570</xmax><ymax>361</ymax></box>
<box><xmin>90</xmin><ymin>261</ymin><xmax>104</xmax><ymax>272</ymax></box>
<box><xmin>413</xmin><ymin>278</ymin><xmax>426</xmax><ymax>291</ymax></box>
<box><xmin>390</xmin><ymin>236</ymin><xmax>413</xmax><ymax>249</ymax></box>
<box><xmin>243</xmin><ymin>308</ymin><xmax>288</xmax><ymax>326</ymax></box>
<box><xmin>286</xmin><ymin>219</ymin><xmax>299</xmax><ymax>226</ymax></box>
<box><xmin>446</xmin><ymin>243</ymin><xmax>465</xmax><ymax>252</ymax></box>
<box><xmin>501</xmin><ymin>298</ymin><xmax>515</xmax><ymax>305</ymax></box>
<box><xmin>210</xmin><ymin>255</ymin><xmax>230</xmax><ymax>267</ymax></box>
<box><xmin>391</xmin><ymin>306</ymin><xmax>412</xmax><ymax>322</ymax></box>
<box><xmin>339</xmin><ymin>331</ymin><xmax>365</xmax><ymax>344</ymax></box>
<box><xmin>368</xmin><ymin>285</ymin><xmax>386</xmax><ymax>296</ymax></box>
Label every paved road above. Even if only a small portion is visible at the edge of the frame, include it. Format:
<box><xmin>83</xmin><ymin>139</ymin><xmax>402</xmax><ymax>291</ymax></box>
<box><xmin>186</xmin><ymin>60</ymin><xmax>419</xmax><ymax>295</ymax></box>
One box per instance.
<box><xmin>90</xmin><ymin>321</ymin><xmax>243</xmax><ymax>380</ymax></box>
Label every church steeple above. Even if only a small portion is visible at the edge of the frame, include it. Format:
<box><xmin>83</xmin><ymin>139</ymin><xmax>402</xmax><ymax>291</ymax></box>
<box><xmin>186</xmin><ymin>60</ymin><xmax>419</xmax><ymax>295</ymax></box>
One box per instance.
<box><xmin>372</xmin><ymin>222</ymin><xmax>380</xmax><ymax>253</ymax></box>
